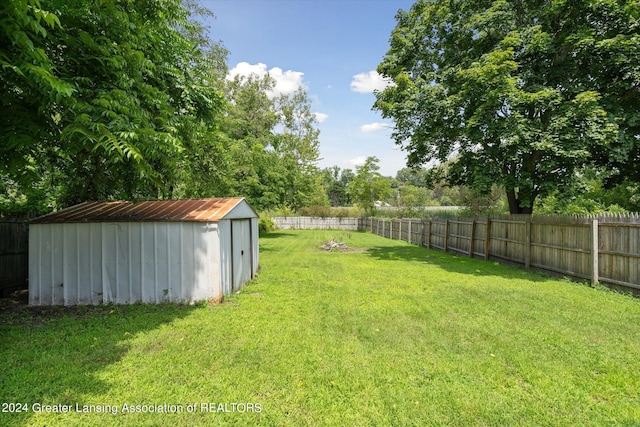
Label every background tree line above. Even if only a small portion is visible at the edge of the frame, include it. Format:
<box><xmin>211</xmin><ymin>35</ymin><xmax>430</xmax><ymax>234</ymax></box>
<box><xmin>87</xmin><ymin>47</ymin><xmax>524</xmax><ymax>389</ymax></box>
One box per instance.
<box><xmin>375</xmin><ymin>0</ymin><xmax>640</xmax><ymax>215</ymax></box>
<box><xmin>2</xmin><ymin>0</ymin><xmax>638</xmax><ymax>219</ymax></box>
<box><xmin>0</xmin><ymin>0</ymin><xmax>331</xmax><ymax>218</ymax></box>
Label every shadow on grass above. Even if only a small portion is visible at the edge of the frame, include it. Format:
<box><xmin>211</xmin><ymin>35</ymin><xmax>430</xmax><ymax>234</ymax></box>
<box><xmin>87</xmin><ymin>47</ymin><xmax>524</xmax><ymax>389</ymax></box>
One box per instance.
<box><xmin>260</xmin><ymin>231</ymin><xmax>297</xmax><ymax>239</ymax></box>
<box><xmin>365</xmin><ymin>243</ymin><xmax>551</xmax><ymax>282</ymax></box>
<box><xmin>0</xmin><ymin>302</ymin><xmax>198</xmax><ymax>426</ymax></box>
<box><xmin>260</xmin><ymin>232</ymin><xmax>298</xmax><ymax>252</ymax></box>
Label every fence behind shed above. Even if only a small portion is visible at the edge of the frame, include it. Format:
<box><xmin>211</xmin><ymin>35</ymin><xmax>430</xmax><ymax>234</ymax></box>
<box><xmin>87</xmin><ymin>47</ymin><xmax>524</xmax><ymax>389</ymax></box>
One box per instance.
<box><xmin>272</xmin><ymin>217</ymin><xmax>361</xmax><ymax>230</ymax></box>
<box><xmin>0</xmin><ymin>221</ymin><xmax>28</xmax><ymax>296</ymax></box>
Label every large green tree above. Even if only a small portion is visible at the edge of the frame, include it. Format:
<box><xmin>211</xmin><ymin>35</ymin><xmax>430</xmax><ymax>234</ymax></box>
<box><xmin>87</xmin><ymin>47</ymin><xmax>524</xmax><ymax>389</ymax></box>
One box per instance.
<box><xmin>203</xmin><ymin>72</ymin><xmax>323</xmax><ymax>211</ymax></box>
<box><xmin>52</xmin><ymin>0</ymin><xmax>223</xmax><ymax>203</ymax></box>
<box><xmin>349</xmin><ymin>156</ymin><xmax>392</xmax><ymax>215</ymax></box>
<box><xmin>1</xmin><ymin>0</ymin><xmax>74</xmax><ymax>214</ymax></box>
<box><xmin>321</xmin><ymin>166</ymin><xmax>354</xmax><ymax>206</ymax></box>
<box><xmin>1</xmin><ymin>0</ymin><xmax>223</xmax><ymax>214</ymax></box>
<box><xmin>375</xmin><ymin>0</ymin><xmax>637</xmax><ymax>214</ymax></box>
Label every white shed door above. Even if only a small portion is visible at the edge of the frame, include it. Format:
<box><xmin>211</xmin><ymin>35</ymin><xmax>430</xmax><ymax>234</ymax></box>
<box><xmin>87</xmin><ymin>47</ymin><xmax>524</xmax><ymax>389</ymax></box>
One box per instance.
<box><xmin>231</xmin><ymin>219</ymin><xmax>252</xmax><ymax>292</ymax></box>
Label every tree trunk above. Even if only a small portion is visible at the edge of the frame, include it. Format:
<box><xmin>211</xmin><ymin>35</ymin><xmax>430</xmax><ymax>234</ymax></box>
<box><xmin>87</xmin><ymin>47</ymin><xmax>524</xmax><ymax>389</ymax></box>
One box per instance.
<box><xmin>506</xmin><ymin>189</ymin><xmax>520</xmax><ymax>214</ymax></box>
<box><xmin>506</xmin><ymin>188</ymin><xmax>535</xmax><ymax>214</ymax></box>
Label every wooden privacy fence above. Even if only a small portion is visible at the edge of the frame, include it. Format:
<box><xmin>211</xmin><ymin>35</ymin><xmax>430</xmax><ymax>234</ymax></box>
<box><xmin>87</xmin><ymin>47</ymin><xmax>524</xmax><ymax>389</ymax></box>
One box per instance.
<box><xmin>273</xmin><ymin>216</ymin><xmax>361</xmax><ymax>230</ymax></box>
<box><xmin>0</xmin><ymin>221</ymin><xmax>29</xmax><ymax>296</ymax></box>
<box><xmin>362</xmin><ymin>215</ymin><xmax>640</xmax><ymax>294</ymax></box>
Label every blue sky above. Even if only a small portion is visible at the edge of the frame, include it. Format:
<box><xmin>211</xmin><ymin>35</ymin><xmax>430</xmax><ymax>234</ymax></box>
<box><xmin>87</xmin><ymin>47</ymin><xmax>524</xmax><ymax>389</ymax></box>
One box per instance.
<box><xmin>200</xmin><ymin>0</ymin><xmax>415</xmax><ymax>177</ymax></box>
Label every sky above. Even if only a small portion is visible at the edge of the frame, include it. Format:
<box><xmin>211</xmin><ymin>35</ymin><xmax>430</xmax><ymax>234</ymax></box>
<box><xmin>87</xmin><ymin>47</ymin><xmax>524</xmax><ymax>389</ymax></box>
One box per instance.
<box><xmin>199</xmin><ymin>0</ymin><xmax>416</xmax><ymax>177</ymax></box>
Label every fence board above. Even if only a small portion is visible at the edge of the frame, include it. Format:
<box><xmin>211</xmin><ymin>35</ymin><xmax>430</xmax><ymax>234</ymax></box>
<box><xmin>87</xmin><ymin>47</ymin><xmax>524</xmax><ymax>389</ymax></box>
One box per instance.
<box><xmin>0</xmin><ymin>222</ymin><xmax>29</xmax><ymax>296</ymax></box>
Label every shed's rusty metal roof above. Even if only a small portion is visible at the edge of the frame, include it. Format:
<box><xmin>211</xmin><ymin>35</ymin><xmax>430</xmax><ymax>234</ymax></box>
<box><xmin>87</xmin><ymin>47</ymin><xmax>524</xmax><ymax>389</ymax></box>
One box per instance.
<box><xmin>30</xmin><ymin>198</ymin><xmax>251</xmax><ymax>223</ymax></box>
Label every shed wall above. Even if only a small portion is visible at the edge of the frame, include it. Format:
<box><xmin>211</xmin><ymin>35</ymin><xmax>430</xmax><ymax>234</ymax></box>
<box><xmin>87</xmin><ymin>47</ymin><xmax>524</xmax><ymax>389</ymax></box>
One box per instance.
<box><xmin>29</xmin><ymin>222</ymin><xmax>222</xmax><ymax>305</ymax></box>
<box><xmin>218</xmin><ymin>219</ymin><xmax>233</xmax><ymax>296</ymax></box>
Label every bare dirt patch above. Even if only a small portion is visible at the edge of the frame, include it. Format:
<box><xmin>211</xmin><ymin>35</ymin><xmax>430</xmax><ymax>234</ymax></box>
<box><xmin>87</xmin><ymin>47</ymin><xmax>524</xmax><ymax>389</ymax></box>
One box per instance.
<box><xmin>320</xmin><ymin>240</ymin><xmax>367</xmax><ymax>253</ymax></box>
<box><xmin>0</xmin><ymin>299</ymin><xmax>115</xmax><ymax>327</ymax></box>
<box><xmin>0</xmin><ymin>290</ymin><xmax>143</xmax><ymax>327</ymax></box>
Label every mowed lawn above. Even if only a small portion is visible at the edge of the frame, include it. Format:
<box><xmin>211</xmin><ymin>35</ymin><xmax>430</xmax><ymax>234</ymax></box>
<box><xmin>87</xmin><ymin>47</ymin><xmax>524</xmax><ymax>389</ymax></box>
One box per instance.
<box><xmin>2</xmin><ymin>230</ymin><xmax>640</xmax><ymax>426</ymax></box>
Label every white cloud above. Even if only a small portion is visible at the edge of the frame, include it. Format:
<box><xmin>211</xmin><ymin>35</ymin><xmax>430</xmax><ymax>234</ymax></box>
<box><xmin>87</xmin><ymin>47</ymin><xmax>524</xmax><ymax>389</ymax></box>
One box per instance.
<box><xmin>313</xmin><ymin>112</ymin><xmax>329</xmax><ymax>123</ymax></box>
<box><xmin>269</xmin><ymin>67</ymin><xmax>306</xmax><ymax>97</ymax></box>
<box><xmin>349</xmin><ymin>156</ymin><xmax>367</xmax><ymax>167</ymax></box>
<box><xmin>227</xmin><ymin>62</ymin><xmax>306</xmax><ymax>98</ymax></box>
<box><xmin>350</xmin><ymin>70</ymin><xmax>394</xmax><ymax>93</ymax></box>
<box><xmin>360</xmin><ymin>122</ymin><xmax>390</xmax><ymax>133</ymax></box>
<box><xmin>227</xmin><ymin>62</ymin><xmax>268</xmax><ymax>79</ymax></box>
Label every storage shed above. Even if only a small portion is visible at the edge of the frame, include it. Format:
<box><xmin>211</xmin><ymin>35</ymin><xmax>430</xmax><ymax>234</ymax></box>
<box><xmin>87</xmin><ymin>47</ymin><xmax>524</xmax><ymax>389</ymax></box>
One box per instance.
<box><xmin>28</xmin><ymin>198</ymin><xmax>259</xmax><ymax>305</ymax></box>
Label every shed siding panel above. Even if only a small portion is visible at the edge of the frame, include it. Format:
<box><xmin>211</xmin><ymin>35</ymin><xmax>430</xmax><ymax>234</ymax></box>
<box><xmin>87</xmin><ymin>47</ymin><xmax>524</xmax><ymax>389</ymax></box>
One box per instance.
<box><xmin>102</xmin><ymin>223</ymin><xmax>118</xmax><ymax>303</ymax></box>
<box><xmin>62</xmin><ymin>224</ymin><xmax>75</xmax><ymax>305</ymax></box>
<box><xmin>128</xmin><ymin>223</ymin><xmax>142</xmax><ymax>304</ymax></box>
<box><xmin>191</xmin><ymin>223</ymin><xmax>205</xmax><ymax>300</ymax></box>
<box><xmin>141</xmin><ymin>223</ymin><xmax>157</xmax><ymax>303</ymax></box>
<box><xmin>251</xmin><ymin>217</ymin><xmax>259</xmax><ymax>277</ymax></box>
<box><xmin>115</xmin><ymin>223</ymin><xmax>130</xmax><ymax>303</ymax></box>
<box><xmin>74</xmin><ymin>224</ymin><xmax>93</xmax><ymax>304</ymax></box>
<box><xmin>167</xmin><ymin>224</ymin><xmax>182</xmax><ymax>301</ymax></box>
<box><xmin>219</xmin><ymin>220</ymin><xmax>231</xmax><ymax>296</ymax></box>
<box><xmin>207</xmin><ymin>224</ymin><xmax>222</xmax><ymax>300</ymax></box>
<box><xmin>91</xmin><ymin>224</ymin><xmax>103</xmax><ymax>304</ymax></box>
<box><xmin>191</xmin><ymin>223</ymin><xmax>212</xmax><ymax>301</ymax></box>
<box><xmin>51</xmin><ymin>225</ymin><xmax>64</xmax><ymax>305</ymax></box>
<box><xmin>155</xmin><ymin>222</ymin><xmax>170</xmax><ymax>302</ymax></box>
<box><xmin>181</xmin><ymin>223</ymin><xmax>195</xmax><ymax>301</ymax></box>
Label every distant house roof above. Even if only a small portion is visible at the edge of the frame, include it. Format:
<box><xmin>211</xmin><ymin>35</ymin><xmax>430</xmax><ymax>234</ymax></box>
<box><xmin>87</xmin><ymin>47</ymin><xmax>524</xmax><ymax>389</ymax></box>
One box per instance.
<box><xmin>30</xmin><ymin>198</ymin><xmax>256</xmax><ymax>223</ymax></box>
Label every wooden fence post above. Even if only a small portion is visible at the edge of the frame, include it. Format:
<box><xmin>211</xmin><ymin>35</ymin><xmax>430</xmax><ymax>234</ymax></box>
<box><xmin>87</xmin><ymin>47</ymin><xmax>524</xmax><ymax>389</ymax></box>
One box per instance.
<box><xmin>591</xmin><ymin>219</ymin><xmax>599</xmax><ymax>286</ymax></box>
<box><xmin>445</xmin><ymin>219</ymin><xmax>450</xmax><ymax>253</ymax></box>
<box><xmin>427</xmin><ymin>220</ymin><xmax>432</xmax><ymax>249</ymax></box>
<box><xmin>484</xmin><ymin>218</ymin><xmax>492</xmax><ymax>261</ymax></box>
<box><xmin>408</xmin><ymin>220</ymin><xmax>412</xmax><ymax>244</ymax></box>
<box><xmin>524</xmin><ymin>218</ymin><xmax>531</xmax><ymax>269</ymax></box>
<box><xmin>469</xmin><ymin>220</ymin><xmax>476</xmax><ymax>258</ymax></box>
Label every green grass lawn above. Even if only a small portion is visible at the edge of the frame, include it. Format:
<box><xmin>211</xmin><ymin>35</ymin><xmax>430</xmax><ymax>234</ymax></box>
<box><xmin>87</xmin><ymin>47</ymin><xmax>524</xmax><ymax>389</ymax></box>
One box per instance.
<box><xmin>2</xmin><ymin>230</ymin><xmax>640</xmax><ymax>426</ymax></box>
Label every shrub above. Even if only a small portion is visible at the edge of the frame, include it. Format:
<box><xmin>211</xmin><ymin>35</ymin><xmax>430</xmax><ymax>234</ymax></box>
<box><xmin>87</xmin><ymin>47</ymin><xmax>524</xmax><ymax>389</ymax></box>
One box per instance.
<box><xmin>297</xmin><ymin>206</ymin><xmax>364</xmax><ymax>218</ymax></box>
<box><xmin>298</xmin><ymin>205</ymin><xmax>332</xmax><ymax>217</ymax></box>
<box><xmin>258</xmin><ymin>216</ymin><xmax>276</xmax><ymax>235</ymax></box>
<box><xmin>331</xmin><ymin>206</ymin><xmax>363</xmax><ymax>217</ymax></box>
